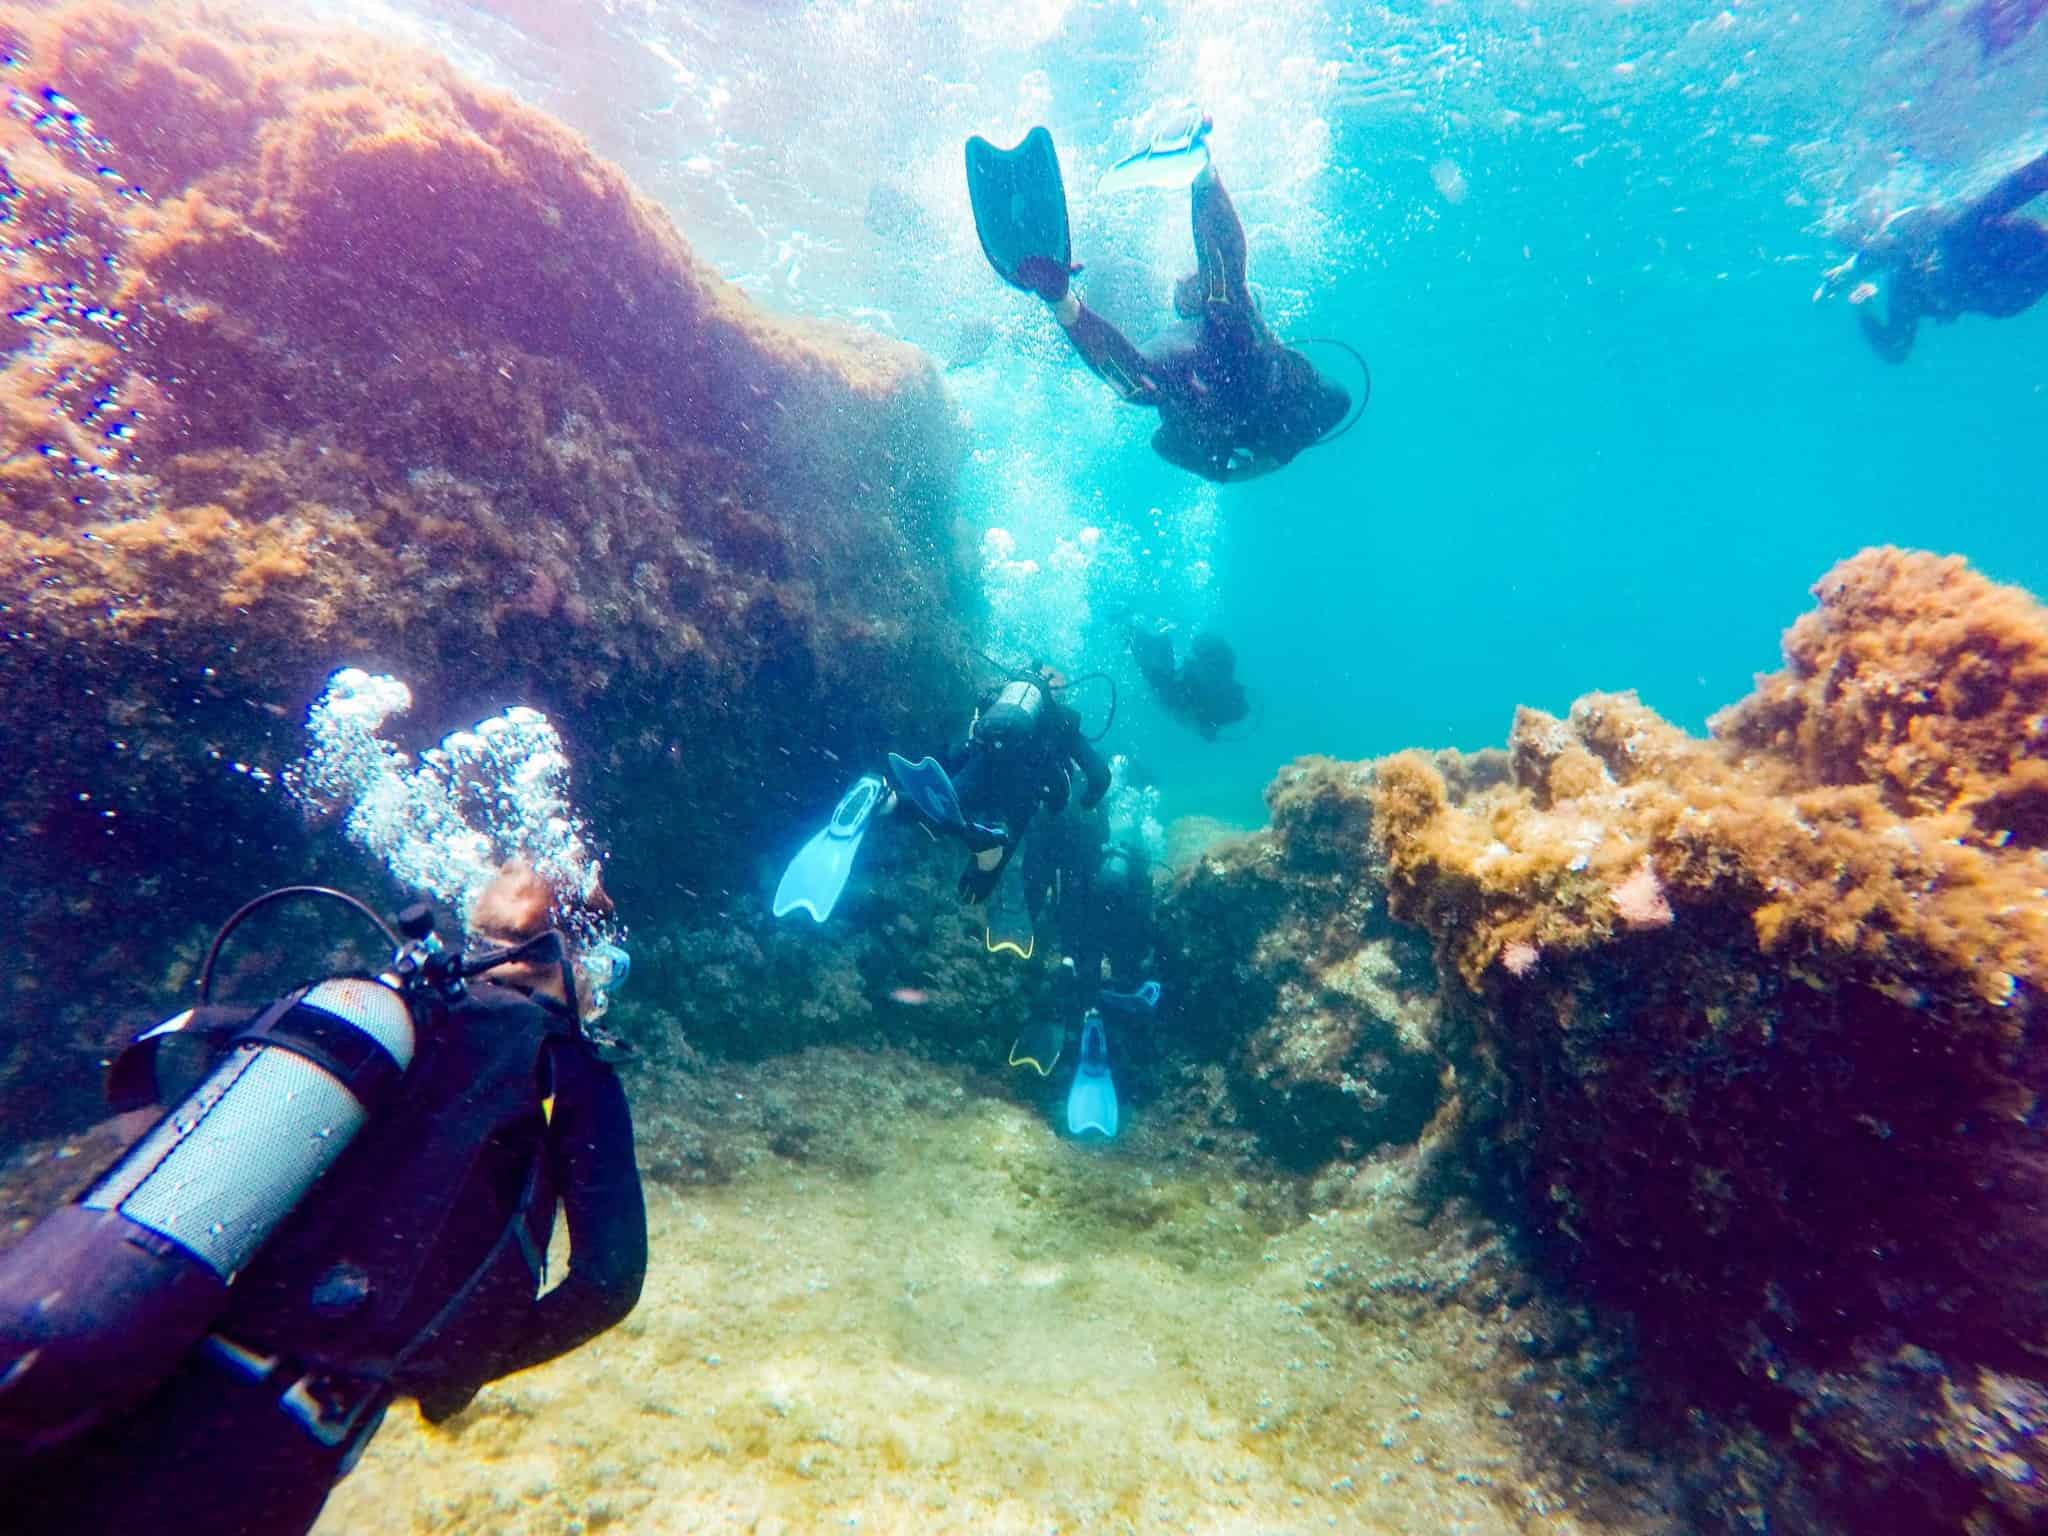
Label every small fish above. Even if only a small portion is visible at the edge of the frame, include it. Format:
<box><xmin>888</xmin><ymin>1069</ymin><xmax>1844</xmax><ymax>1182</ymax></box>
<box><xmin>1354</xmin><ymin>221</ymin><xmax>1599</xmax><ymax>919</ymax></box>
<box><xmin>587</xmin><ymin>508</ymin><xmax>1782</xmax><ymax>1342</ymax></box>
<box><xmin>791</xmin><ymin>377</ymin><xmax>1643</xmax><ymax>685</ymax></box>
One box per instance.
<box><xmin>888</xmin><ymin>987</ymin><xmax>930</xmax><ymax>1006</ymax></box>
<box><xmin>1848</xmin><ymin>281</ymin><xmax>1878</xmax><ymax>305</ymax></box>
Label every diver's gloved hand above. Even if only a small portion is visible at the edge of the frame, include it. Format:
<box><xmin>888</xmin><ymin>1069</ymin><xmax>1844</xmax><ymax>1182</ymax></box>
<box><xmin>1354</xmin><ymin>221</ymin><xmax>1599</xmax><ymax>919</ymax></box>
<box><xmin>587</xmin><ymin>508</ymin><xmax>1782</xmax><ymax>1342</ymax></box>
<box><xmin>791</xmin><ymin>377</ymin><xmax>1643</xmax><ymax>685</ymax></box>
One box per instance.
<box><xmin>1015</xmin><ymin>254</ymin><xmax>1080</xmax><ymax>304</ymax></box>
<box><xmin>415</xmin><ymin>1378</ymin><xmax>482</xmax><ymax>1424</ymax></box>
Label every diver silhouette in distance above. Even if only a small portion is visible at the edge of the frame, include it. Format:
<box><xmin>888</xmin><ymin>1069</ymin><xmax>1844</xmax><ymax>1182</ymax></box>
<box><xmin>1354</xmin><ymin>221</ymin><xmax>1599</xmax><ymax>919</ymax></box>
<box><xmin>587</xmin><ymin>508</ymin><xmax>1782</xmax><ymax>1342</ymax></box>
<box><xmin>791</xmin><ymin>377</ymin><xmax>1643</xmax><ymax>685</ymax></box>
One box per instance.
<box><xmin>1127</xmin><ymin>623</ymin><xmax>1249</xmax><ymax>740</ymax></box>
<box><xmin>1825</xmin><ymin>150</ymin><xmax>2048</xmax><ymax>363</ymax></box>
<box><xmin>966</xmin><ymin>116</ymin><xmax>1355</xmax><ymax>483</ymax></box>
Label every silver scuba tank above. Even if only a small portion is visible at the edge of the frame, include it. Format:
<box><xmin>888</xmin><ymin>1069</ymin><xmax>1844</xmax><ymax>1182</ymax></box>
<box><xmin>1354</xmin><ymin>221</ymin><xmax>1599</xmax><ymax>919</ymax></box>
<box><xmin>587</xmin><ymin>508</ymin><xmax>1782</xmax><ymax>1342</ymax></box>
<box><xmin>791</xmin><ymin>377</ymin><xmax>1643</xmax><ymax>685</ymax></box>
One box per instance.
<box><xmin>0</xmin><ymin>977</ymin><xmax>416</xmax><ymax>1456</ymax></box>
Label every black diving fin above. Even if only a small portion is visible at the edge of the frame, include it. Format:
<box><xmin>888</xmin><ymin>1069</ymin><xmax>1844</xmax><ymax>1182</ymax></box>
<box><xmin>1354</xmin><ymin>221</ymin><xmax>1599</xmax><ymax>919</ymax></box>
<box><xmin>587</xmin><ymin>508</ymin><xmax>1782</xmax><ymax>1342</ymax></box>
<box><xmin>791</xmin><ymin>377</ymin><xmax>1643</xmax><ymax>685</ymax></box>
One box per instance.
<box><xmin>964</xmin><ymin>126</ymin><xmax>1071</xmax><ymax>294</ymax></box>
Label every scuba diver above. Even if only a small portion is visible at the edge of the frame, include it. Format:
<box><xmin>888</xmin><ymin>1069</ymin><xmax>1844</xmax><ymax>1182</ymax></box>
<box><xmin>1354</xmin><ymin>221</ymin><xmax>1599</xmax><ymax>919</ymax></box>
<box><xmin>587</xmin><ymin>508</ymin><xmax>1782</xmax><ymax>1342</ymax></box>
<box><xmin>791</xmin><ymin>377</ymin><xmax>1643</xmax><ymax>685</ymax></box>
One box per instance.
<box><xmin>1008</xmin><ymin>803</ymin><xmax>1162</xmax><ymax>1140</ymax></box>
<box><xmin>965</xmin><ymin>111</ymin><xmax>1359</xmax><ymax>483</ymax></box>
<box><xmin>774</xmin><ymin>662</ymin><xmax>1113</xmax><ymax>926</ymax></box>
<box><xmin>0</xmin><ymin>861</ymin><xmax>646</xmax><ymax>1536</ymax></box>
<box><xmin>1127</xmin><ymin>622</ymin><xmax>1249</xmax><ymax>740</ymax></box>
<box><xmin>1820</xmin><ymin>150</ymin><xmax>2048</xmax><ymax>362</ymax></box>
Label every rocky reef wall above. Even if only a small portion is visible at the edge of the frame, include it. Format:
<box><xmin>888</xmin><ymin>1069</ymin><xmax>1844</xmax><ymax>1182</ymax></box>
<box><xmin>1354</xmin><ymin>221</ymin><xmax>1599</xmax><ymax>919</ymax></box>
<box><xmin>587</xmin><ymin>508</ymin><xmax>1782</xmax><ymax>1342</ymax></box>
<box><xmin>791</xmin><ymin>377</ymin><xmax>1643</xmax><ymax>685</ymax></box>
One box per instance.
<box><xmin>1159</xmin><ymin>548</ymin><xmax>2048</xmax><ymax>1532</ymax></box>
<box><xmin>0</xmin><ymin>1</ymin><xmax>973</xmax><ymax>1139</ymax></box>
<box><xmin>1156</xmin><ymin>755</ymin><xmax>1457</xmax><ymax>1172</ymax></box>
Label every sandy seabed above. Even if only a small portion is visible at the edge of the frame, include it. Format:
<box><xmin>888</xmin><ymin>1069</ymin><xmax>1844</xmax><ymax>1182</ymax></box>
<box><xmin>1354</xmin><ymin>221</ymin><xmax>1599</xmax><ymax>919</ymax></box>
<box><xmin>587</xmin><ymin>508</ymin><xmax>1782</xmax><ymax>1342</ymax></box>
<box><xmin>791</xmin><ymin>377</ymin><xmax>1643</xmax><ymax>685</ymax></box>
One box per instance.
<box><xmin>316</xmin><ymin>1057</ymin><xmax>1631</xmax><ymax>1536</ymax></box>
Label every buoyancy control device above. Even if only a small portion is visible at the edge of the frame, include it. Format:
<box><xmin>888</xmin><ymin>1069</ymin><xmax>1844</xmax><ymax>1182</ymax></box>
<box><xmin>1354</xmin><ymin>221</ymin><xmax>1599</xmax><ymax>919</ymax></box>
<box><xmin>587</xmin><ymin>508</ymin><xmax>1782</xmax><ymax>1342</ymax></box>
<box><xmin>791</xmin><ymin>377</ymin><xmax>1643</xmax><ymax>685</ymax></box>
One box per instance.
<box><xmin>0</xmin><ymin>889</ymin><xmax>561</xmax><ymax>1459</ymax></box>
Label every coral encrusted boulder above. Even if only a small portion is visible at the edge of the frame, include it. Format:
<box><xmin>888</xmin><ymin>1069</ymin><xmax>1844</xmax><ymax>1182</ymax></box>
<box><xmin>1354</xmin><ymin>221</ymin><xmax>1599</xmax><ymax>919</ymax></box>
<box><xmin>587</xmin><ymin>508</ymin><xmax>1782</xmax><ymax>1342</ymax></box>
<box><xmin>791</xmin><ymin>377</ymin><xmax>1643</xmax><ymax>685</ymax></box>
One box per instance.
<box><xmin>1157</xmin><ymin>755</ymin><xmax>1449</xmax><ymax>1171</ymax></box>
<box><xmin>1368</xmin><ymin>549</ymin><xmax>2048</xmax><ymax>1533</ymax></box>
<box><xmin>0</xmin><ymin>2</ymin><xmax>973</xmax><ymax>1138</ymax></box>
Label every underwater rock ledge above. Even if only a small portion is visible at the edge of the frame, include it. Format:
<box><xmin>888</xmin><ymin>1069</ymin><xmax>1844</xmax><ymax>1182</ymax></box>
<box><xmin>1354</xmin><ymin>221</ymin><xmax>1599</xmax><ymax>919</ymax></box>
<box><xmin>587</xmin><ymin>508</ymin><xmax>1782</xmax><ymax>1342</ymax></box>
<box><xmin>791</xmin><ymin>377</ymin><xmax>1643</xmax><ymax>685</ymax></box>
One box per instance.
<box><xmin>1176</xmin><ymin>547</ymin><xmax>2047</xmax><ymax>1532</ymax></box>
<box><xmin>0</xmin><ymin>0</ymin><xmax>972</xmax><ymax>1139</ymax></box>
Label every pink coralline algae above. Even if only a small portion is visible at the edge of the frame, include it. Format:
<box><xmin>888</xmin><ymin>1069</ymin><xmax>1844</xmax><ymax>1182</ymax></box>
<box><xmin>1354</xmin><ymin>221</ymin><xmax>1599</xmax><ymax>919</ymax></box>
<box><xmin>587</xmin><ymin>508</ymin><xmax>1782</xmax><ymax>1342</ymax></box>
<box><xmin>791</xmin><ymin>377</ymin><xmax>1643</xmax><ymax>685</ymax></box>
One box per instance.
<box><xmin>1607</xmin><ymin>858</ymin><xmax>1673</xmax><ymax>931</ymax></box>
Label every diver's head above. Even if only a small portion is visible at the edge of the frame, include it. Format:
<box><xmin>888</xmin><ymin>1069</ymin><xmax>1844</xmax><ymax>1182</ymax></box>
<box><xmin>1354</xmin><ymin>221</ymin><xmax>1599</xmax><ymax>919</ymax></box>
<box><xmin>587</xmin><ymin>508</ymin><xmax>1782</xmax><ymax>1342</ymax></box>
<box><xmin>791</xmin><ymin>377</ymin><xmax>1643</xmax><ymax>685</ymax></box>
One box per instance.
<box><xmin>467</xmin><ymin>857</ymin><xmax>615</xmax><ymax>1014</ymax></box>
<box><xmin>974</xmin><ymin>677</ymin><xmax>1046</xmax><ymax>754</ymax></box>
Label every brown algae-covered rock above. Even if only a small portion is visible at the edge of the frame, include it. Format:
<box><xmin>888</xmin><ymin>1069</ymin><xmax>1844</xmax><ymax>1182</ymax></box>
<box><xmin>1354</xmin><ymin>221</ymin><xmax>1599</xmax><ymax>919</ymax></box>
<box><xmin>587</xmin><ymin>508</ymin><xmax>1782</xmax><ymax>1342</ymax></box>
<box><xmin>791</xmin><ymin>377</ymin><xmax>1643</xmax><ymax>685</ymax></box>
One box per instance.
<box><xmin>1366</xmin><ymin>549</ymin><xmax>2048</xmax><ymax>1531</ymax></box>
<box><xmin>1159</xmin><ymin>755</ymin><xmax>1444</xmax><ymax>1170</ymax></box>
<box><xmin>0</xmin><ymin>1</ymin><xmax>972</xmax><ymax>1135</ymax></box>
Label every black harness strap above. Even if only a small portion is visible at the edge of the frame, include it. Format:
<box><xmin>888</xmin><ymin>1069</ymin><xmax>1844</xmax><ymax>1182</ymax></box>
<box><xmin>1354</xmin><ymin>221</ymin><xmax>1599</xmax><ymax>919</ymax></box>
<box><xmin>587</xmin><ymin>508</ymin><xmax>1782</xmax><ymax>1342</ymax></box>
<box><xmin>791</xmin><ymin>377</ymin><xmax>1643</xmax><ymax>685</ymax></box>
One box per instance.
<box><xmin>386</xmin><ymin>1036</ymin><xmax>561</xmax><ymax>1379</ymax></box>
<box><xmin>232</xmin><ymin>993</ymin><xmax>408</xmax><ymax>1112</ymax></box>
<box><xmin>389</xmin><ymin>1121</ymin><xmax>551</xmax><ymax>1378</ymax></box>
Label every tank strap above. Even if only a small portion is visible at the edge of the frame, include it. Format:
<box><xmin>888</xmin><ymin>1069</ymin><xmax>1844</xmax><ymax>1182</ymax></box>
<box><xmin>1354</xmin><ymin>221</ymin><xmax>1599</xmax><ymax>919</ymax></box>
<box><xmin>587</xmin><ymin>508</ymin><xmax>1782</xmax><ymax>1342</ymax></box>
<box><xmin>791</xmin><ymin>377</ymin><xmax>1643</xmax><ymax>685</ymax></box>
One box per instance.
<box><xmin>105</xmin><ymin>1006</ymin><xmax>245</xmax><ymax>1111</ymax></box>
<box><xmin>107</xmin><ymin>985</ymin><xmax>412</xmax><ymax>1114</ymax></box>
<box><xmin>233</xmin><ymin>992</ymin><xmax>408</xmax><ymax>1112</ymax></box>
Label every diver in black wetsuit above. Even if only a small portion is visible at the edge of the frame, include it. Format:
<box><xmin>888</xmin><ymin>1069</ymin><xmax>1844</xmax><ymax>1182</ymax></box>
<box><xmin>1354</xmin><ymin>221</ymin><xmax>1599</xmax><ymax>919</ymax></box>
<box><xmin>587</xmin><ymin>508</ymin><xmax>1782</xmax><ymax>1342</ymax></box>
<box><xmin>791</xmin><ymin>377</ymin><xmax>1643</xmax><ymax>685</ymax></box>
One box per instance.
<box><xmin>1021</xmin><ymin>159</ymin><xmax>1352</xmax><ymax>483</ymax></box>
<box><xmin>1830</xmin><ymin>151</ymin><xmax>2048</xmax><ymax>363</ymax></box>
<box><xmin>1127</xmin><ymin>624</ymin><xmax>1249</xmax><ymax>740</ymax></box>
<box><xmin>1</xmin><ymin>862</ymin><xmax>646</xmax><ymax>1536</ymax></box>
<box><xmin>1023</xmin><ymin>805</ymin><xmax>1157</xmax><ymax>1000</ymax></box>
<box><xmin>919</xmin><ymin>666</ymin><xmax>1114</xmax><ymax>903</ymax></box>
<box><xmin>773</xmin><ymin>664</ymin><xmax>1114</xmax><ymax>924</ymax></box>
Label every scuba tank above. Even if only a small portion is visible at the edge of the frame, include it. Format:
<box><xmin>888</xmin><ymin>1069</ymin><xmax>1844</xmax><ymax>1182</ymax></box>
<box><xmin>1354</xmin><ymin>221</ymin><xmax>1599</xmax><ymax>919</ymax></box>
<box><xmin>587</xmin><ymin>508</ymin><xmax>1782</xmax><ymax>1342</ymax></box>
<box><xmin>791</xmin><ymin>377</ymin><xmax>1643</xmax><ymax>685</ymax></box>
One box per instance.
<box><xmin>0</xmin><ymin>889</ymin><xmax>563</xmax><ymax>1459</ymax></box>
<box><xmin>972</xmin><ymin>678</ymin><xmax>1047</xmax><ymax>751</ymax></box>
<box><xmin>0</xmin><ymin>975</ymin><xmax>416</xmax><ymax>1456</ymax></box>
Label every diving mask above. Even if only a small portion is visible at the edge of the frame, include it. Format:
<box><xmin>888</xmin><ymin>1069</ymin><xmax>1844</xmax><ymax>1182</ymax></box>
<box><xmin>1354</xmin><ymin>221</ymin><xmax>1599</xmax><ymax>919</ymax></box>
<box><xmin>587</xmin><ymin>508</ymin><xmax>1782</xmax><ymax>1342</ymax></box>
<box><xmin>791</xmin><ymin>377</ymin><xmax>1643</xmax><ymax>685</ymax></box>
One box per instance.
<box><xmin>575</xmin><ymin>941</ymin><xmax>632</xmax><ymax>1021</ymax></box>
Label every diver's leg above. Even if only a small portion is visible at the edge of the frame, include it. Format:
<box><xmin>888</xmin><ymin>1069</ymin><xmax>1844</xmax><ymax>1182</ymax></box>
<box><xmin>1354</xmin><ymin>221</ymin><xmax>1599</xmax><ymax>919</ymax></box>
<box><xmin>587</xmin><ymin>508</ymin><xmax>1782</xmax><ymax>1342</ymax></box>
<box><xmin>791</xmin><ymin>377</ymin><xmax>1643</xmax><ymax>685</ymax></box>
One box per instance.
<box><xmin>1973</xmin><ymin>150</ymin><xmax>2048</xmax><ymax>223</ymax></box>
<box><xmin>960</xmin><ymin>838</ymin><xmax>1018</xmax><ymax>903</ymax></box>
<box><xmin>1073</xmin><ymin>939</ymin><xmax>1107</xmax><ymax>1002</ymax></box>
<box><xmin>1052</xmin><ymin>296</ymin><xmax>1163</xmax><ymax>404</ymax></box>
<box><xmin>1189</xmin><ymin>167</ymin><xmax>1252</xmax><ymax>311</ymax></box>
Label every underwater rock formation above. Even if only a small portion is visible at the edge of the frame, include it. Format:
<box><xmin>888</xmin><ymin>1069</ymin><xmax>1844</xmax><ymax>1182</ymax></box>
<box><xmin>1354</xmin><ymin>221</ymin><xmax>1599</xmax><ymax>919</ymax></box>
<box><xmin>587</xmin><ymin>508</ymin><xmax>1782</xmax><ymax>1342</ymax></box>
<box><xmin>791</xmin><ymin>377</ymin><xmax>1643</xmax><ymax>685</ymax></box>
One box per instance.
<box><xmin>1359</xmin><ymin>549</ymin><xmax>2048</xmax><ymax>1532</ymax></box>
<box><xmin>1148</xmin><ymin>548</ymin><xmax>2047</xmax><ymax>1529</ymax></box>
<box><xmin>0</xmin><ymin>2</ymin><xmax>970</xmax><ymax>1137</ymax></box>
<box><xmin>1158</xmin><ymin>755</ymin><xmax>1448</xmax><ymax>1171</ymax></box>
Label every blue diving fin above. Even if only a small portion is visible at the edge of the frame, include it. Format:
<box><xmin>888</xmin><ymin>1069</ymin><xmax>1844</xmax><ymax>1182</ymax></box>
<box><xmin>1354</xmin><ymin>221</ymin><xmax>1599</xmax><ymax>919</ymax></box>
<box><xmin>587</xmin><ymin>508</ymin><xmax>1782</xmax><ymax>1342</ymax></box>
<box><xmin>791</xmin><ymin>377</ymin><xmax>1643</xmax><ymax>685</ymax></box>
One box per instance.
<box><xmin>1096</xmin><ymin>104</ymin><xmax>1212</xmax><ymax>196</ymax></box>
<box><xmin>965</xmin><ymin>126</ymin><xmax>1071</xmax><ymax>293</ymax></box>
<box><xmin>1066</xmin><ymin>1010</ymin><xmax>1119</xmax><ymax>1139</ymax></box>
<box><xmin>1098</xmin><ymin>979</ymin><xmax>1162</xmax><ymax>1015</ymax></box>
<box><xmin>886</xmin><ymin>752</ymin><xmax>967</xmax><ymax>833</ymax></box>
<box><xmin>773</xmin><ymin>773</ymin><xmax>884</xmax><ymax>923</ymax></box>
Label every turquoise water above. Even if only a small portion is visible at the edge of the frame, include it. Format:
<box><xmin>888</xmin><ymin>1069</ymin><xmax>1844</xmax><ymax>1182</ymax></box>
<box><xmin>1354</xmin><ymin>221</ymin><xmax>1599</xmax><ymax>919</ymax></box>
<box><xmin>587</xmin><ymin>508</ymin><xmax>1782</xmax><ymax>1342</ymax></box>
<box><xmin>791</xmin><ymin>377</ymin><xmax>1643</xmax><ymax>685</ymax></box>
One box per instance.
<box><xmin>1192</xmin><ymin>201</ymin><xmax>2048</xmax><ymax>818</ymax></box>
<box><xmin>286</xmin><ymin>0</ymin><xmax>2048</xmax><ymax>823</ymax></box>
<box><xmin>4</xmin><ymin>5</ymin><xmax>2044</xmax><ymax>1530</ymax></box>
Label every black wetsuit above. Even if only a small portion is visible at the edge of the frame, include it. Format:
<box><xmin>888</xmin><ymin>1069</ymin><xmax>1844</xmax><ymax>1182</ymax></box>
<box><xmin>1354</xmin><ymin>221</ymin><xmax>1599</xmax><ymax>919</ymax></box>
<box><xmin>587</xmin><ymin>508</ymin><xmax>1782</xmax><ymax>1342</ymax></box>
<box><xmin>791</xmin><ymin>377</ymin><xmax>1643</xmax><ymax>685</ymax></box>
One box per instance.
<box><xmin>6</xmin><ymin>980</ymin><xmax>645</xmax><ymax>1536</ymax></box>
<box><xmin>1056</xmin><ymin>172</ymin><xmax>1349</xmax><ymax>481</ymax></box>
<box><xmin>1129</xmin><ymin>628</ymin><xmax>1249</xmax><ymax>739</ymax></box>
<box><xmin>1857</xmin><ymin>152</ymin><xmax>2048</xmax><ymax>362</ymax></box>
<box><xmin>1023</xmin><ymin>809</ymin><xmax>1155</xmax><ymax>996</ymax></box>
<box><xmin>946</xmin><ymin>694</ymin><xmax>1111</xmax><ymax>901</ymax></box>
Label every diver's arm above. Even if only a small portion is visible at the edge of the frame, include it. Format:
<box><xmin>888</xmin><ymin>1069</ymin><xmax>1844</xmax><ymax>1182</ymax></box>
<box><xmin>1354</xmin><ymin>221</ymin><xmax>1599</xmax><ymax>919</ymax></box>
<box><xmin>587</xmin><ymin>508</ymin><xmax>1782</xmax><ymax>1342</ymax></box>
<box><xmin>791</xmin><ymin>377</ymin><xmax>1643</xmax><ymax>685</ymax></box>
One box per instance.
<box><xmin>486</xmin><ymin>1043</ymin><xmax>647</xmax><ymax>1378</ymax></box>
<box><xmin>1857</xmin><ymin>287</ymin><xmax>1920</xmax><ymax>364</ymax></box>
<box><xmin>1051</xmin><ymin>294</ymin><xmax>1165</xmax><ymax>406</ymax></box>
<box><xmin>1069</xmin><ymin>728</ymin><xmax>1113</xmax><ymax>811</ymax></box>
